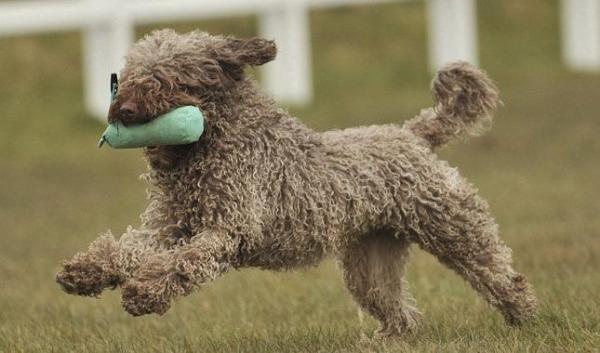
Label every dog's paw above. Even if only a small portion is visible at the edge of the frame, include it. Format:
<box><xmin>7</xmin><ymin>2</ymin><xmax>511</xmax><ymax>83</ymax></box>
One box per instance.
<box><xmin>500</xmin><ymin>274</ymin><xmax>539</xmax><ymax>326</ymax></box>
<box><xmin>56</xmin><ymin>258</ymin><xmax>119</xmax><ymax>297</ymax></box>
<box><xmin>502</xmin><ymin>297</ymin><xmax>538</xmax><ymax>326</ymax></box>
<box><xmin>56</xmin><ymin>234</ymin><xmax>122</xmax><ymax>297</ymax></box>
<box><xmin>121</xmin><ymin>279</ymin><xmax>172</xmax><ymax>316</ymax></box>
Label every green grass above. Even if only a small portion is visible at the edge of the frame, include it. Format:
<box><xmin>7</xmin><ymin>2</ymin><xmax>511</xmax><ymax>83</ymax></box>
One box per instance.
<box><xmin>1</xmin><ymin>1</ymin><xmax>599</xmax><ymax>352</ymax></box>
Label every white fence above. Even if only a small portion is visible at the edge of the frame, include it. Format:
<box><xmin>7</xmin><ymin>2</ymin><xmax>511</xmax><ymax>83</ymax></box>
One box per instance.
<box><xmin>0</xmin><ymin>0</ymin><xmax>597</xmax><ymax>120</ymax></box>
<box><xmin>561</xmin><ymin>0</ymin><xmax>600</xmax><ymax>70</ymax></box>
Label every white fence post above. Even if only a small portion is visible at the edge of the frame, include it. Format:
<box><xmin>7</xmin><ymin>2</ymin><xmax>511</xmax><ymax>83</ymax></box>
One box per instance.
<box><xmin>83</xmin><ymin>0</ymin><xmax>134</xmax><ymax>120</ymax></box>
<box><xmin>425</xmin><ymin>0</ymin><xmax>477</xmax><ymax>71</ymax></box>
<box><xmin>259</xmin><ymin>2</ymin><xmax>312</xmax><ymax>105</ymax></box>
<box><xmin>561</xmin><ymin>0</ymin><xmax>600</xmax><ymax>71</ymax></box>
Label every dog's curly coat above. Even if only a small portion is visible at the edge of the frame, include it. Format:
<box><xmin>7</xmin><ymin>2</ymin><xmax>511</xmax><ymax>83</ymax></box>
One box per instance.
<box><xmin>56</xmin><ymin>29</ymin><xmax>537</xmax><ymax>337</ymax></box>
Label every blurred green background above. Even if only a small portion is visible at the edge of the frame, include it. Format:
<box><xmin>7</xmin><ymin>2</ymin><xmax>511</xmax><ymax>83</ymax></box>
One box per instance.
<box><xmin>0</xmin><ymin>1</ymin><xmax>599</xmax><ymax>352</ymax></box>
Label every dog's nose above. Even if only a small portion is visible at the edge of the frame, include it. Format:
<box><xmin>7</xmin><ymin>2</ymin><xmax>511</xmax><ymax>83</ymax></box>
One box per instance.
<box><xmin>120</xmin><ymin>102</ymin><xmax>137</xmax><ymax>117</ymax></box>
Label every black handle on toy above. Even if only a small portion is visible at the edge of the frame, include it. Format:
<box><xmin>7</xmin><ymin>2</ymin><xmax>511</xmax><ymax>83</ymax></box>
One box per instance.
<box><xmin>110</xmin><ymin>73</ymin><xmax>118</xmax><ymax>101</ymax></box>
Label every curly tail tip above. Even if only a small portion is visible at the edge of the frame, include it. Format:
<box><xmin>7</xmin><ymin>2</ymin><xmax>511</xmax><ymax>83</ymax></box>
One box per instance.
<box><xmin>407</xmin><ymin>61</ymin><xmax>500</xmax><ymax>148</ymax></box>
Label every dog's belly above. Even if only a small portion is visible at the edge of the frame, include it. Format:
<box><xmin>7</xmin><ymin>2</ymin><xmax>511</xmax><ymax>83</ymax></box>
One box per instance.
<box><xmin>239</xmin><ymin>235</ymin><xmax>328</xmax><ymax>270</ymax></box>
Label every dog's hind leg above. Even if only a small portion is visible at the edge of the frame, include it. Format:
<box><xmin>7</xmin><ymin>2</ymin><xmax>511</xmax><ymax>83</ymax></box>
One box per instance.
<box><xmin>409</xmin><ymin>188</ymin><xmax>538</xmax><ymax>325</ymax></box>
<box><xmin>339</xmin><ymin>232</ymin><xmax>420</xmax><ymax>338</ymax></box>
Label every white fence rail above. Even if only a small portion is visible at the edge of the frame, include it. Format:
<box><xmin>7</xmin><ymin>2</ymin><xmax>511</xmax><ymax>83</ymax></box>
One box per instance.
<box><xmin>7</xmin><ymin>1</ymin><xmax>595</xmax><ymax>120</ymax></box>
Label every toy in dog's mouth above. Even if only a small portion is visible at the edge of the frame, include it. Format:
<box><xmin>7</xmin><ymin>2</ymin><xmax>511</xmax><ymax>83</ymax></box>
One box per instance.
<box><xmin>98</xmin><ymin>105</ymin><xmax>204</xmax><ymax>149</ymax></box>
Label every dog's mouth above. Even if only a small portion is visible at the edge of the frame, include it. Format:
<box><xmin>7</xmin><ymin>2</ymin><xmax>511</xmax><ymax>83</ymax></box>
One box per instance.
<box><xmin>101</xmin><ymin>75</ymin><xmax>205</xmax><ymax>149</ymax></box>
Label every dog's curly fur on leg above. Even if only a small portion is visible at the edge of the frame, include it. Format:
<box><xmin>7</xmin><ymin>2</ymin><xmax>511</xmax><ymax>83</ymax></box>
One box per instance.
<box><xmin>56</xmin><ymin>29</ymin><xmax>537</xmax><ymax>337</ymax></box>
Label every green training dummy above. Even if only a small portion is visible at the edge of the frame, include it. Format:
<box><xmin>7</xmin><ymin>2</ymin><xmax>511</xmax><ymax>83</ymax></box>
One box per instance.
<box><xmin>98</xmin><ymin>106</ymin><xmax>204</xmax><ymax>149</ymax></box>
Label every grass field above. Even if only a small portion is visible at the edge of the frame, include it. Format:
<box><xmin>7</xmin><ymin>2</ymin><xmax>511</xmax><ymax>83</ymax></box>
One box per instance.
<box><xmin>1</xmin><ymin>1</ymin><xmax>599</xmax><ymax>352</ymax></box>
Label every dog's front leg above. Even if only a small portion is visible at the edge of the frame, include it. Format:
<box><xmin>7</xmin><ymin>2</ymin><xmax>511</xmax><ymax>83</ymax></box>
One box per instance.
<box><xmin>120</xmin><ymin>230</ymin><xmax>239</xmax><ymax>316</ymax></box>
<box><xmin>55</xmin><ymin>233</ymin><xmax>124</xmax><ymax>297</ymax></box>
<box><xmin>55</xmin><ymin>225</ymin><xmax>169</xmax><ymax>297</ymax></box>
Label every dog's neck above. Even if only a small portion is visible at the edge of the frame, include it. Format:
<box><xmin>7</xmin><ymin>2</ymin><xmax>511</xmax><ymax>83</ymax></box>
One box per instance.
<box><xmin>143</xmin><ymin>144</ymin><xmax>192</xmax><ymax>170</ymax></box>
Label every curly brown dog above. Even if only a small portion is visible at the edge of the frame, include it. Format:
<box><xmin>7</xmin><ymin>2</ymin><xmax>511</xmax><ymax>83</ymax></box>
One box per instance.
<box><xmin>56</xmin><ymin>29</ymin><xmax>537</xmax><ymax>337</ymax></box>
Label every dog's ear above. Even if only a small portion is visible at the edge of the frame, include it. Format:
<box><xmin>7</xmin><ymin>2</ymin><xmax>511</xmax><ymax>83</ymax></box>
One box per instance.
<box><xmin>217</xmin><ymin>37</ymin><xmax>277</xmax><ymax>67</ymax></box>
<box><xmin>212</xmin><ymin>37</ymin><xmax>277</xmax><ymax>81</ymax></box>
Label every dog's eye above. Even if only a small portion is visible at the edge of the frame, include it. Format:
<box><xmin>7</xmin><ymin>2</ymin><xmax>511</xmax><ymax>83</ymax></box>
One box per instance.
<box><xmin>110</xmin><ymin>73</ymin><xmax>119</xmax><ymax>101</ymax></box>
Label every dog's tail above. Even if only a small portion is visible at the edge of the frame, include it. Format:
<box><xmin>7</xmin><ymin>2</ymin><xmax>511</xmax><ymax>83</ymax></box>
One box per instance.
<box><xmin>404</xmin><ymin>61</ymin><xmax>499</xmax><ymax>149</ymax></box>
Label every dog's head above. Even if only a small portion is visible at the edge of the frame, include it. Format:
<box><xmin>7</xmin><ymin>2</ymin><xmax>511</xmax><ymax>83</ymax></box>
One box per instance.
<box><xmin>107</xmin><ymin>29</ymin><xmax>277</xmax><ymax>126</ymax></box>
